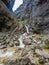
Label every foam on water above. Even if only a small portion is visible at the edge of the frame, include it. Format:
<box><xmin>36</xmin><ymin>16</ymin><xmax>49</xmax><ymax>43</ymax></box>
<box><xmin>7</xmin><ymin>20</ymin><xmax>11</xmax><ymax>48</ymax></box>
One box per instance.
<box><xmin>25</xmin><ymin>25</ymin><xmax>29</xmax><ymax>34</ymax></box>
<box><xmin>0</xmin><ymin>51</ymin><xmax>14</xmax><ymax>58</ymax></box>
<box><xmin>18</xmin><ymin>35</ymin><xmax>25</xmax><ymax>48</ymax></box>
<box><xmin>0</xmin><ymin>64</ymin><xmax>3</xmax><ymax>65</ymax></box>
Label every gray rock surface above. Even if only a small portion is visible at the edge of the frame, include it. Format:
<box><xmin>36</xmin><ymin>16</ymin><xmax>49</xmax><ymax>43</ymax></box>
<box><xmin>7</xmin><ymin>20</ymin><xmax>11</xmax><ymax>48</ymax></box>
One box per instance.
<box><xmin>1</xmin><ymin>0</ymin><xmax>15</xmax><ymax>11</ymax></box>
<box><xmin>4</xmin><ymin>58</ymin><xmax>33</xmax><ymax>65</ymax></box>
<box><xmin>15</xmin><ymin>0</ymin><xmax>49</xmax><ymax>33</ymax></box>
<box><xmin>0</xmin><ymin>0</ymin><xmax>17</xmax><ymax>32</ymax></box>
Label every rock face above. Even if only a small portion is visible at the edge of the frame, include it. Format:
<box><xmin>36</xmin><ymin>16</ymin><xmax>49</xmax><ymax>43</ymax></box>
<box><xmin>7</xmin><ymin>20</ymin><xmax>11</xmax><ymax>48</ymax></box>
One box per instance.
<box><xmin>0</xmin><ymin>0</ymin><xmax>17</xmax><ymax>32</ymax></box>
<box><xmin>0</xmin><ymin>0</ymin><xmax>17</xmax><ymax>49</ymax></box>
<box><xmin>4</xmin><ymin>58</ymin><xmax>32</xmax><ymax>65</ymax></box>
<box><xmin>14</xmin><ymin>4</ymin><xmax>24</xmax><ymax>21</ymax></box>
<box><xmin>1</xmin><ymin>0</ymin><xmax>15</xmax><ymax>11</ymax></box>
<box><xmin>15</xmin><ymin>0</ymin><xmax>49</xmax><ymax>33</ymax></box>
<box><xmin>15</xmin><ymin>0</ymin><xmax>48</xmax><ymax>20</ymax></box>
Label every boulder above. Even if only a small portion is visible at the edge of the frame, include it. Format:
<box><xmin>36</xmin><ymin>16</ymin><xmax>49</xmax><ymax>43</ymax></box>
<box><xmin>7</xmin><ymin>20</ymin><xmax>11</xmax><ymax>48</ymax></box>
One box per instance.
<box><xmin>4</xmin><ymin>58</ymin><xmax>33</xmax><ymax>65</ymax></box>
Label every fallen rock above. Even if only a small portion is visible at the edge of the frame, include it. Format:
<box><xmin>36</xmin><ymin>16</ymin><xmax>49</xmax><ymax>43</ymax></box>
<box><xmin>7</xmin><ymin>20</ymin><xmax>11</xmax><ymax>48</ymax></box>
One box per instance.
<box><xmin>23</xmin><ymin>38</ymin><xmax>32</xmax><ymax>45</ymax></box>
<box><xmin>4</xmin><ymin>58</ymin><xmax>33</xmax><ymax>65</ymax></box>
<box><xmin>44</xmin><ymin>63</ymin><xmax>49</xmax><ymax>65</ymax></box>
<box><xmin>35</xmin><ymin>49</ymin><xmax>49</xmax><ymax>59</ymax></box>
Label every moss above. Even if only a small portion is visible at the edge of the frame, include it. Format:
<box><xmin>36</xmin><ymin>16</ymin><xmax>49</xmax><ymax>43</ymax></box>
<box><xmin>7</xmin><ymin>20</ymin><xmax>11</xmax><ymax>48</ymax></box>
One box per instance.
<box><xmin>45</xmin><ymin>44</ymin><xmax>49</xmax><ymax>49</ymax></box>
<box><xmin>45</xmin><ymin>40</ymin><xmax>49</xmax><ymax>49</ymax></box>
<box><xmin>18</xmin><ymin>21</ymin><xmax>27</xmax><ymax>25</ymax></box>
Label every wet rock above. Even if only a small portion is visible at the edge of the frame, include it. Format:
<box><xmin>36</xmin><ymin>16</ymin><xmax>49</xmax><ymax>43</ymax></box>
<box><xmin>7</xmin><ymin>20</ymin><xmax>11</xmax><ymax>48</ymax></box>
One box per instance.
<box><xmin>35</xmin><ymin>49</ymin><xmax>49</xmax><ymax>59</ymax></box>
<box><xmin>4</xmin><ymin>58</ymin><xmax>33</xmax><ymax>65</ymax></box>
<box><xmin>21</xmin><ymin>46</ymin><xmax>32</xmax><ymax>57</ymax></box>
<box><xmin>14</xmin><ymin>41</ymin><xmax>19</xmax><ymax>46</ymax></box>
<box><xmin>38</xmin><ymin>56</ymin><xmax>45</xmax><ymax>64</ymax></box>
<box><xmin>8</xmin><ymin>42</ymin><xmax>14</xmax><ymax>47</ymax></box>
<box><xmin>2</xmin><ymin>0</ymin><xmax>15</xmax><ymax>11</ymax></box>
<box><xmin>43</xmin><ymin>54</ymin><xmax>49</xmax><ymax>59</ymax></box>
<box><xmin>45</xmin><ymin>62</ymin><xmax>49</xmax><ymax>65</ymax></box>
<box><xmin>30</xmin><ymin>60</ymin><xmax>37</xmax><ymax>65</ymax></box>
<box><xmin>23</xmin><ymin>38</ymin><xmax>32</xmax><ymax>45</ymax></box>
<box><xmin>35</xmin><ymin>49</ymin><xmax>43</xmax><ymax>56</ymax></box>
<box><xmin>0</xmin><ymin>45</ymin><xmax>7</xmax><ymax>49</ymax></box>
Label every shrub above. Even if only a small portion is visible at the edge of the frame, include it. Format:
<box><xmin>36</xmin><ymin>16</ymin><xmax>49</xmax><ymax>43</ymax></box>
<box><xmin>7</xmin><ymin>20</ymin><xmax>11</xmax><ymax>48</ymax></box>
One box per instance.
<box><xmin>18</xmin><ymin>21</ymin><xmax>27</xmax><ymax>25</ymax></box>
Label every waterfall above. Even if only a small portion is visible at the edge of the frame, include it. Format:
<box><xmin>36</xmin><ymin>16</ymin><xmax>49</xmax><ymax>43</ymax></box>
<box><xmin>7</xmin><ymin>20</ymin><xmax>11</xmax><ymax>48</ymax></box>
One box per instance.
<box><xmin>18</xmin><ymin>35</ymin><xmax>25</xmax><ymax>48</ymax></box>
<box><xmin>25</xmin><ymin>25</ymin><xmax>29</xmax><ymax>34</ymax></box>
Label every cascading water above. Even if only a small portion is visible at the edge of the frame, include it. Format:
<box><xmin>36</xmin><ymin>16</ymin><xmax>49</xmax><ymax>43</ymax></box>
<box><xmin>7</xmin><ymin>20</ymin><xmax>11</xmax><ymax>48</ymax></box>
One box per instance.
<box><xmin>18</xmin><ymin>24</ymin><xmax>30</xmax><ymax>48</ymax></box>
<box><xmin>0</xmin><ymin>51</ymin><xmax>14</xmax><ymax>58</ymax></box>
<box><xmin>25</xmin><ymin>25</ymin><xmax>29</xmax><ymax>34</ymax></box>
<box><xmin>18</xmin><ymin>35</ymin><xmax>25</xmax><ymax>48</ymax></box>
<box><xmin>0</xmin><ymin>64</ymin><xmax>3</xmax><ymax>65</ymax></box>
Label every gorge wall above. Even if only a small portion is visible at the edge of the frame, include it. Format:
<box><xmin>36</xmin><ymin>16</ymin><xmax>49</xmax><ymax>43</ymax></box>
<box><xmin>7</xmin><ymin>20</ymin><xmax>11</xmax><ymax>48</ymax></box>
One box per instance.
<box><xmin>0</xmin><ymin>0</ymin><xmax>16</xmax><ymax>32</ymax></box>
<box><xmin>14</xmin><ymin>0</ymin><xmax>49</xmax><ymax>33</ymax></box>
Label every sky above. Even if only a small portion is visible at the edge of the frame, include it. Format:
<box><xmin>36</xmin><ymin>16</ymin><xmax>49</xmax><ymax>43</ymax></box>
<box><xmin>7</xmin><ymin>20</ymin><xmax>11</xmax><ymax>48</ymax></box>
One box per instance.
<box><xmin>12</xmin><ymin>0</ymin><xmax>23</xmax><ymax>12</ymax></box>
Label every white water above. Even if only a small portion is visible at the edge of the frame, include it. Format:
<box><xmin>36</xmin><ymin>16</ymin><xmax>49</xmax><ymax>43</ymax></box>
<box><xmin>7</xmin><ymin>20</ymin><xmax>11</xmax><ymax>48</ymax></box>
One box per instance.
<box><xmin>25</xmin><ymin>25</ymin><xmax>29</xmax><ymax>34</ymax></box>
<box><xmin>18</xmin><ymin>35</ymin><xmax>25</xmax><ymax>48</ymax></box>
<box><xmin>0</xmin><ymin>51</ymin><xmax>14</xmax><ymax>58</ymax></box>
<box><xmin>0</xmin><ymin>64</ymin><xmax>3</xmax><ymax>65</ymax></box>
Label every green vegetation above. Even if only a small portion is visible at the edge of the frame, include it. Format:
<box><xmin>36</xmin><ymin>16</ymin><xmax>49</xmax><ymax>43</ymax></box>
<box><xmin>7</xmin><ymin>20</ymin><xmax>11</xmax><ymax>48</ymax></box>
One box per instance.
<box><xmin>45</xmin><ymin>40</ymin><xmax>49</xmax><ymax>49</ymax></box>
<box><xmin>18</xmin><ymin>21</ymin><xmax>27</xmax><ymax>25</ymax></box>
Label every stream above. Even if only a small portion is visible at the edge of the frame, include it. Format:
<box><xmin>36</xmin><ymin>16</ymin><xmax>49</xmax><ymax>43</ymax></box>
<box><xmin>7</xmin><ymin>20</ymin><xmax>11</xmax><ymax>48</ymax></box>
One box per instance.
<box><xmin>0</xmin><ymin>24</ymin><xmax>30</xmax><ymax>65</ymax></box>
<box><xmin>18</xmin><ymin>24</ymin><xmax>29</xmax><ymax>48</ymax></box>
<box><xmin>0</xmin><ymin>50</ymin><xmax>15</xmax><ymax>65</ymax></box>
<box><xmin>0</xmin><ymin>64</ymin><xmax>3</xmax><ymax>65</ymax></box>
<box><xmin>18</xmin><ymin>35</ymin><xmax>25</xmax><ymax>48</ymax></box>
<box><xmin>0</xmin><ymin>51</ymin><xmax>14</xmax><ymax>58</ymax></box>
<box><xmin>25</xmin><ymin>25</ymin><xmax>29</xmax><ymax>34</ymax></box>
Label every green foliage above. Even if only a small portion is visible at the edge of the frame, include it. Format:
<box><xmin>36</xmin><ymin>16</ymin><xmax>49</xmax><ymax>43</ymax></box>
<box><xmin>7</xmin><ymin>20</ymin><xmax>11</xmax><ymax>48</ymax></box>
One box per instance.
<box><xmin>45</xmin><ymin>40</ymin><xmax>49</xmax><ymax>49</ymax></box>
<box><xmin>18</xmin><ymin>21</ymin><xmax>27</xmax><ymax>25</ymax></box>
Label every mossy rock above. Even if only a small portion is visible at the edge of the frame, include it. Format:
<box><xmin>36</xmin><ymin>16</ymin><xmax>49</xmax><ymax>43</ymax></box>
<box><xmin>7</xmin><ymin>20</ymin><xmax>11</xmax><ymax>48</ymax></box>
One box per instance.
<box><xmin>45</xmin><ymin>40</ymin><xmax>49</xmax><ymax>49</ymax></box>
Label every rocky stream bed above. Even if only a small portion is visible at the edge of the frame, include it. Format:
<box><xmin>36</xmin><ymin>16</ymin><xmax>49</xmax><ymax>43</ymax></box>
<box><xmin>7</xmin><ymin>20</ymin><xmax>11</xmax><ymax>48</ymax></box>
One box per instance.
<box><xmin>0</xmin><ymin>31</ymin><xmax>49</xmax><ymax>65</ymax></box>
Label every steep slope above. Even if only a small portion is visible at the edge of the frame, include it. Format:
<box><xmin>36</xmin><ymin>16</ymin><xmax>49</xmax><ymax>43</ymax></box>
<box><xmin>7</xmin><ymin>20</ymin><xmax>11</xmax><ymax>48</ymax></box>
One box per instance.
<box><xmin>0</xmin><ymin>0</ymin><xmax>17</xmax><ymax>32</ymax></box>
<box><xmin>1</xmin><ymin>0</ymin><xmax>15</xmax><ymax>11</ymax></box>
<box><xmin>14</xmin><ymin>0</ymin><xmax>49</xmax><ymax>33</ymax></box>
